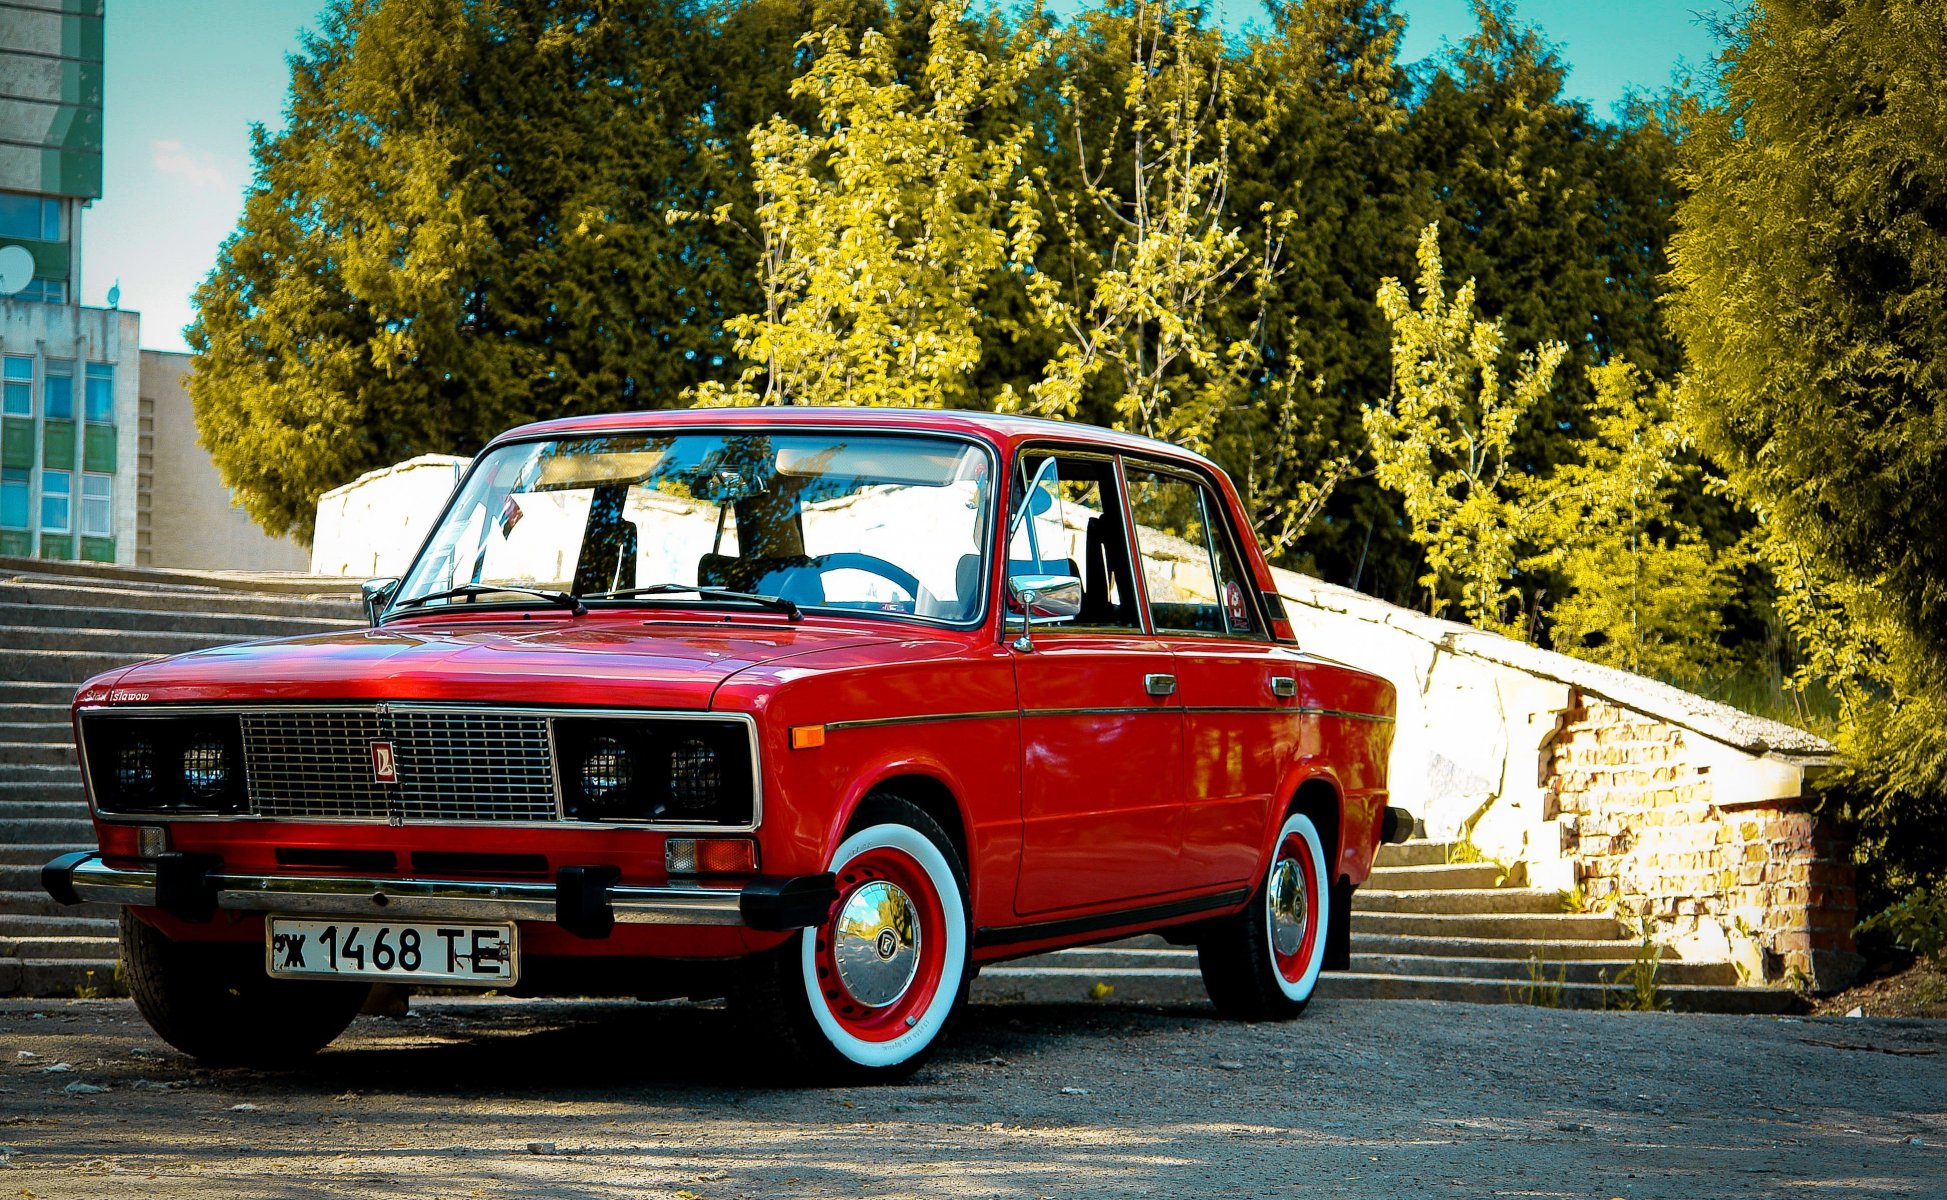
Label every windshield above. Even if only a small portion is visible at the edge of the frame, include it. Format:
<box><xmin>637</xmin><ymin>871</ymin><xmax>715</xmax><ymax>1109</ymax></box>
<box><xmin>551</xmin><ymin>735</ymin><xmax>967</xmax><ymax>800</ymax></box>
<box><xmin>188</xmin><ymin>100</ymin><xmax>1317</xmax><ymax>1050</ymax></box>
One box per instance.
<box><xmin>393</xmin><ymin>430</ymin><xmax>995</xmax><ymax>624</ymax></box>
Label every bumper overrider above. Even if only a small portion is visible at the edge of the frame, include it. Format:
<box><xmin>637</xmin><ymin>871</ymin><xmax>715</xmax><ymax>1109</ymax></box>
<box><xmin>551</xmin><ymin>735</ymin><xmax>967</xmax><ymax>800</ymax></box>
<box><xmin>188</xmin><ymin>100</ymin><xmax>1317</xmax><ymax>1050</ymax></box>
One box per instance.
<box><xmin>42</xmin><ymin>851</ymin><xmax>837</xmax><ymax>939</ymax></box>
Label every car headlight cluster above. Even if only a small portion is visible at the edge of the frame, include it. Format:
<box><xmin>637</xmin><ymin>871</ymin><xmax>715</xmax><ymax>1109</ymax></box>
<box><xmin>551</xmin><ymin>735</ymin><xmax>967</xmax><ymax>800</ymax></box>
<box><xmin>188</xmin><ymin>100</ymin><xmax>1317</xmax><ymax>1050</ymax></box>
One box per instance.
<box><xmin>554</xmin><ymin>718</ymin><xmax>754</xmax><ymax>826</ymax></box>
<box><xmin>83</xmin><ymin>715</ymin><xmax>248</xmax><ymax>815</ymax></box>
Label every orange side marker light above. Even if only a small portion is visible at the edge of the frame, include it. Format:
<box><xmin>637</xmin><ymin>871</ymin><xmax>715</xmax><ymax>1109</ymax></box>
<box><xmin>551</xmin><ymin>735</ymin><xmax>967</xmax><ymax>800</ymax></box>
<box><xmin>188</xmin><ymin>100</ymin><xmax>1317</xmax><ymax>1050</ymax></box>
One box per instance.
<box><xmin>790</xmin><ymin>725</ymin><xmax>827</xmax><ymax>750</ymax></box>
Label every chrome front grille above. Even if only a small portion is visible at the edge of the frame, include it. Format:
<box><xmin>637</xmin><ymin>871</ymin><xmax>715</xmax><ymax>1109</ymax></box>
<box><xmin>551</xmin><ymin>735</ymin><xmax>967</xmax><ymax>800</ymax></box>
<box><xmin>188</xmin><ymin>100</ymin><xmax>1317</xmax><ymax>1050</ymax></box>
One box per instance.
<box><xmin>242</xmin><ymin>706</ymin><xmax>558</xmax><ymax>823</ymax></box>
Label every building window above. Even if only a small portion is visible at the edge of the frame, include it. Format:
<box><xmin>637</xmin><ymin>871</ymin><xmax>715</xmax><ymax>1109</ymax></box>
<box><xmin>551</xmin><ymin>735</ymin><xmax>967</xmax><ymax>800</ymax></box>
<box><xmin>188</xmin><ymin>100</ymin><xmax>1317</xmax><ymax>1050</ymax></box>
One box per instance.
<box><xmin>0</xmin><ymin>467</ymin><xmax>25</xmax><ymax>529</ymax></box>
<box><xmin>15</xmin><ymin>278</ymin><xmax>67</xmax><ymax>304</ymax></box>
<box><xmin>1</xmin><ymin>357</ymin><xmax>28</xmax><ymax>417</ymax></box>
<box><xmin>84</xmin><ymin>364</ymin><xmax>113</xmax><ymax>423</ymax></box>
<box><xmin>81</xmin><ymin>472</ymin><xmax>111</xmax><ymax>536</ymax></box>
<box><xmin>43</xmin><ymin>360</ymin><xmax>71</xmax><ymax>420</ymax></box>
<box><xmin>40</xmin><ymin>469</ymin><xmax>69</xmax><ymax>532</ymax></box>
<box><xmin>0</xmin><ymin>192</ymin><xmax>60</xmax><ymax>242</ymax></box>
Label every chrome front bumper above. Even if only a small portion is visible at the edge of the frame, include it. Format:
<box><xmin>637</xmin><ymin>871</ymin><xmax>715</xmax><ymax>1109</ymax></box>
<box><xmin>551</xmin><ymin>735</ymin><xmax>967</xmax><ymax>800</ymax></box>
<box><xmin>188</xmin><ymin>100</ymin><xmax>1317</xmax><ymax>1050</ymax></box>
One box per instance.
<box><xmin>42</xmin><ymin>851</ymin><xmax>835</xmax><ymax>935</ymax></box>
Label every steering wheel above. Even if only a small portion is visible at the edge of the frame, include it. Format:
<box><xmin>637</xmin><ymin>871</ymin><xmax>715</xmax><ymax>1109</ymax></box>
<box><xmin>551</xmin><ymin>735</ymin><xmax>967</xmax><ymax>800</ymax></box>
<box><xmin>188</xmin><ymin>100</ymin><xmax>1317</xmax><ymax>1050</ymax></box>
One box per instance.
<box><xmin>809</xmin><ymin>553</ymin><xmax>922</xmax><ymax>598</ymax></box>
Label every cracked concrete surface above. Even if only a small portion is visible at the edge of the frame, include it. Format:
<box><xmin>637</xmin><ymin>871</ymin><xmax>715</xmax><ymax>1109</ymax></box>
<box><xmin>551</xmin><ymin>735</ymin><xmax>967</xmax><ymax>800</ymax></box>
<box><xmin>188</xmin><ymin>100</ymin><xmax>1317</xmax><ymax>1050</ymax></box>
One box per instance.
<box><xmin>0</xmin><ymin>995</ymin><xmax>1939</xmax><ymax>1198</ymax></box>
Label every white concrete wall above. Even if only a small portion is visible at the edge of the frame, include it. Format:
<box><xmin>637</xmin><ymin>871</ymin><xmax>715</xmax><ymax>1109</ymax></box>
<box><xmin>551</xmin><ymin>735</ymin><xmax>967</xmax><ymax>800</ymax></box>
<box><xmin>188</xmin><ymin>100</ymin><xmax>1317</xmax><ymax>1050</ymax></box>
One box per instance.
<box><xmin>311</xmin><ymin>455</ymin><xmax>468</xmax><ymax>578</ymax></box>
<box><xmin>143</xmin><ymin>350</ymin><xmax>312</xmax><ymax>573</ymax></box>
<box><xmin>1271</xmin><ymin>566</ymin><xmax>1831</xmax><ymax>893</ymax></box>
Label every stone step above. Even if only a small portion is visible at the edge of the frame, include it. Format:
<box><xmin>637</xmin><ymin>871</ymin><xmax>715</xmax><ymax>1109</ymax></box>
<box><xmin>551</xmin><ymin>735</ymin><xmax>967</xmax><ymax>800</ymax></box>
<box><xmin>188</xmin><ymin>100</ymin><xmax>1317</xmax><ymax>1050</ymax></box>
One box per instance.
<box><xmin>0</xmin><ymin>778</ymin><xmax>86</xmax><ymax>803</ymax></box>
<box><xmin>0</xmin><ymin>843</ymin><xmax>88</xmax><ymax>866</ymax></box>
<box><xmin>1350</xmin><ymin>911</ymin><xmax>1627</xmax><ymax>941</ymax></box>
<box><xmin>969</xmin><ymin>963</ymin><xmax>1793</xmax><ymax>1013</ymax></box>
<box><xmin>1372</xmin><ymin>839</ymin><xmax>1456</xmax><ymax>869</ymax></box>
<box><xmin>0</xmin><ymin>623</ymin><xmax>251</xmax><ymax>656</ymax></box>
<box><xmin>0</xmin><ymin>957</ymin><xmax>122</xmax><ymax>998</ymax></box>
<box><xmin>0</xmin><ymin>889</ymin><xmax>118</xmax><ymax>919</ymax></box>
<box><xmin>0</xmin><ymin>913</ymin><xmax>116</xmax><ymax>938</ymax></box>
<box><xmin>1351</xmin><ymin>887</ymin><xmax>1569</xmax><ymax>916</ymax></box>
<box><xmin>1366</xmin><ymin>861</ymin><xmax>1510</xmax><ymax>891</ymax></box>
<box><xmin>0</xmin><ymin>600</ymin><xmax>356</xmax><ymax>640</ymax></box>
<box><xmin>3</xmin><ymin>648</ymin><xmax>164</xmax><ymax>684</ymax></box>
<box><xmin>0</xmin><ymin>682</ymin><xmax>78</xmax><ymax>708</ymax></box>
<box><xmin>1355</xmin><ymin>932</ymin><xmax>1656</xmax><ymax>962</ymax></box>
<box><xmin>0</xmin><ymin>935</ymin><xmax>117</xmax><ymax>961</ymax></box>
<box><xmin>0</xmin><ymin>702</ymin><xmax>73</xmax><ymax>727</ymax></box>
<box><xmin>0</xmin><ymin>741</ymin><xmax>78</xmax><ymax>767</ymax></box>
<box><xmin>3</xmin><ymin>722</ymin><xmax>75</xmax><ymax>743</ymax></box>
<box><xmin>1349</xmin><ymin>952</ymin><xmax>1741</xmax><ymax>988</ymax></box>
<box><xmin>0</xmin><ymin>816</ymin><xmax>95</xmax><ymax>843</ymax></box>
<box><xmin>0</xmin><ymin>761</ymin><xmax>82</xmax><ymax>785</ymax></box>
<box><xmin>0</xmin><ymin>579</ymin><xmax>359</xmax><ymax>622</ymax></box>
<box><xmin>0</xmin><ymin>798</ymin><xmax>88</xmax><ymax>821</ymax></box>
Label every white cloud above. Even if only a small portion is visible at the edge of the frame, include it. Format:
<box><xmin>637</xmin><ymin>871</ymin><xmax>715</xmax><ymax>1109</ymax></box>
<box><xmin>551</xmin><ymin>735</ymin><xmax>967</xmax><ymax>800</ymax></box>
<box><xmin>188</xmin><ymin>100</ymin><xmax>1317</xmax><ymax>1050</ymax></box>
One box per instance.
<box><xmin>150</xmin><ymin>138</ymin><xmax>230</xmax><ymax>190</ymax></box>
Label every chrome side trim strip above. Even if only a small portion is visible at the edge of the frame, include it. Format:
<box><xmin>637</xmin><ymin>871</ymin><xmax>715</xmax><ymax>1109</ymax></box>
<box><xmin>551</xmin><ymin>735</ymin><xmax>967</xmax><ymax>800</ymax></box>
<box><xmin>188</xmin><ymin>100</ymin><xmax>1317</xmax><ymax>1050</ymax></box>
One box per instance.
<box><xmin>64</xmin><ymin>857</ymin><xmax>748</xmax><ymax>927</ymax></box>
<box><xmin>825</xmin><ymin>710</ymin><xmax>1016</xmax><ymax>732</ymax></box>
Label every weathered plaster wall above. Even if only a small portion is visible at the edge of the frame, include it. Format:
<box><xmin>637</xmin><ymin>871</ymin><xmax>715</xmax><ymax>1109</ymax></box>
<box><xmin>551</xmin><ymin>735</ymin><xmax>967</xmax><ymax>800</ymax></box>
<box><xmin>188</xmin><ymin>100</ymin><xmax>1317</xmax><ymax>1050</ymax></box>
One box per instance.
<box><xmin>311</xmin><ymin>455</ymin><xmax>468</xmax><ymax>578</ymax></box>
<box><xmin>1272</xmin><ymin>566</ymin><xmax>1856</xmax><ymax>989</ymax></box>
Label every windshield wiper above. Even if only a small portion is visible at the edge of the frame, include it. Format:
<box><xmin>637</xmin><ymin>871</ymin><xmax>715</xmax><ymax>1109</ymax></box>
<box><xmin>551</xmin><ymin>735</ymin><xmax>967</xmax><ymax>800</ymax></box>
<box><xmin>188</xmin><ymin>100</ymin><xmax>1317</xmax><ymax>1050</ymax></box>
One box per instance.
<box><xmin>392</xmin><ymin>583</ymin><xmax>588</xmax><ymax>616</ymax></box>
<box><xmin>582</xmin><ymin>583</ymin><xmax>802</xmax><ymax>621</ymax></box>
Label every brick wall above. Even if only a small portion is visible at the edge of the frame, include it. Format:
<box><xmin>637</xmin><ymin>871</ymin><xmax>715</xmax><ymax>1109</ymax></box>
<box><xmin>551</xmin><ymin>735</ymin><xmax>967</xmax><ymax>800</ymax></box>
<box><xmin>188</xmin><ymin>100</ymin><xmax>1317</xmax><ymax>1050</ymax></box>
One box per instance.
<box><xmin>1544</xmin><ymin>688</ymin><xmax>1860</xmax><ymax>991</ymax></box>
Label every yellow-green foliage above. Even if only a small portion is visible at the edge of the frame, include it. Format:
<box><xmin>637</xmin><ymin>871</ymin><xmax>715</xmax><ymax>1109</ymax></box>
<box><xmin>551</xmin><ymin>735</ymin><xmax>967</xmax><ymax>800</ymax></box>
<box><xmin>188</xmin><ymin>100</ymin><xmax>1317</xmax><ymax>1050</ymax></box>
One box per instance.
<box><xmin>1367</xmin><ymin>222</ymin><xmax>1566</xmax><ymax>635</ymax></box>
<box><xmin>683</xmin><ymin>2</ymin><xmax>1041</xmax><ymax>410</ymax></box>
<box><xmin>1526</xmin><ymin>361</ymin><xmax>1740</xmax><ymax>687</ymax></box>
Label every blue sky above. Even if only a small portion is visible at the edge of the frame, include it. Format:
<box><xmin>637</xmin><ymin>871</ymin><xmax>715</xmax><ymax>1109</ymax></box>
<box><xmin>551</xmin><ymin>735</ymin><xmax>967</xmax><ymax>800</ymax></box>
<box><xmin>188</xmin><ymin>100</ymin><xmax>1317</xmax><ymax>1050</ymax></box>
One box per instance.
<box><xmin>87</xmin><ymin>0</ymin><xmax>1730</xmax><ymax>354</ymax></box>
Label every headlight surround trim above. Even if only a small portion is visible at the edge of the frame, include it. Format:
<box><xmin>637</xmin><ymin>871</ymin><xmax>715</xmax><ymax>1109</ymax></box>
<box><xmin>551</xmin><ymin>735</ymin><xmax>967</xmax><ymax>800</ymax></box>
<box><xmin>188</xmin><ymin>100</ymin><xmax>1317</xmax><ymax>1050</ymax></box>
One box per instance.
<box><xmin>553</xmin><ymin>715</ymin><xmax>757</xmax><ymax>828</ymax></box>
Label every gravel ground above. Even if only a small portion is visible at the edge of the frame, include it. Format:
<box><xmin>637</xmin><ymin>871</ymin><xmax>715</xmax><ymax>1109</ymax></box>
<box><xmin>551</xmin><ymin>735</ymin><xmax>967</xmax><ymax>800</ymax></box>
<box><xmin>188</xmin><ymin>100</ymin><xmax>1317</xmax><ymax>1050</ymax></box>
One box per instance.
<box><xmin>0</xmin><ymin>992</ymin><xmax>1941</xmax><ymax>1199</ymax></box>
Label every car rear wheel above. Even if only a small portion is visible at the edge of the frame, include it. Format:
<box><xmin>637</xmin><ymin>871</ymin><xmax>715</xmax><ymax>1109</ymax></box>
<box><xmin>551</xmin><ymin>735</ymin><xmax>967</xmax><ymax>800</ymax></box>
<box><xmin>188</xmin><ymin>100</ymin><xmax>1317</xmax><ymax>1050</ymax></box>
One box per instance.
<box><xmin>732</xmin><ymin>796</ymin><xmax>969</xmax><ymax>1084</ymax></box>
<box><xmin>120</xmin><ymin>910</ymin><xmax>369</xmax><ymax>1068</ymax></box>
<box><xmin>1197</xmin><ymin>811</ymin><xmax>1330</xmax><ymax>1020</ymax></box>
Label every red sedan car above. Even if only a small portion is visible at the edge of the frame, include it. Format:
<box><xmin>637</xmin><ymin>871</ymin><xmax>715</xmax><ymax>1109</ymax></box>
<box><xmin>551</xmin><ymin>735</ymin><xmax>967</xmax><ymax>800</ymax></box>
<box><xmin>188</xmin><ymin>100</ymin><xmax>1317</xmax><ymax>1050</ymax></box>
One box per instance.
<box><xmin>45</xmin><ymin>407</ymin><xmax>1403</xmax><ymax>1081</ymax></box>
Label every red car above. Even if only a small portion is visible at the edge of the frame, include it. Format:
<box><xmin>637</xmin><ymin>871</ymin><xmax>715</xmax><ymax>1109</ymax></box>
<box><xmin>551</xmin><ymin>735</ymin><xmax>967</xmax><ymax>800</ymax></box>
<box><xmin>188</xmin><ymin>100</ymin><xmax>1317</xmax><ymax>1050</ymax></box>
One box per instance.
<box><xmin>44</xmin><ymin>408</ymin><xmax>1403</xmax><ymax>1081</ymax></box>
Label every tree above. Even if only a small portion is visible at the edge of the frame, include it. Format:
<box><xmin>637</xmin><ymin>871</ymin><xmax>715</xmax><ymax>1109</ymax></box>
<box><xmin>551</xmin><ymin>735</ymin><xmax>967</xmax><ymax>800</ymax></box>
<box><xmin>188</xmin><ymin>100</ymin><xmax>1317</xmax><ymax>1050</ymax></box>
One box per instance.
<box><xmin>683</xmin><ymin>1</ymin><xmax>1041</xmax><ymax>409</ymax></box>
<box><xmin>1367</xmin><ymin>222</ymin><xmax>1566</xmax><ymax>634</ymax></box>
<box><xmin>188</xmin><ymin>0</ymin><xmax>806</xmax><ymax>541</ymax></box>
<box><xmin>1665</xmin><ymin>0</ymin><xmax>1947</xmax><ymax>886</ymax></box>
<box><xmin>1527</xmin><ymin>361</ymin><xmax>1738</xmax><ymax>686</ymax></box>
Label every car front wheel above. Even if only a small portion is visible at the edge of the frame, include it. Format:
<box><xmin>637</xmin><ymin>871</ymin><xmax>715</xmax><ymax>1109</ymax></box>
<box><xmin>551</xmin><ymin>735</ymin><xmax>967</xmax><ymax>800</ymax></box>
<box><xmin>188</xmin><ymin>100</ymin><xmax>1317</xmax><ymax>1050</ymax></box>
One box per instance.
<box><xmin>120</xmin><ymin>910</ymin><xmax>369</xmax><ymax>1067</ymax></box>
<box><xmin>1197</xmin><ymin>811</ymin><xmax>1330</xmax><ymax>1020</ymax></box>
<box><xmin>732</xmin><ymin>797</ymin><xmax>969</xmax><ymax>1083</ymax></box>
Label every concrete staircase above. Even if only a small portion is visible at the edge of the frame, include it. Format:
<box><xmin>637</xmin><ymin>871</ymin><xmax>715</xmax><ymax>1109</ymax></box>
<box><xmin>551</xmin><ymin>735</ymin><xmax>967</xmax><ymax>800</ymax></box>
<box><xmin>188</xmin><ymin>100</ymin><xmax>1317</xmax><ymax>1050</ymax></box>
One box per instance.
<box><xmin>976</xmin><ymin>838</ymin><xmax>1798</xmax><ymax>1014</ymax></box>
<box><xmin>0</xmin><ymin>559</ymin><xmax>361</xmax><ymax>997</ymax></box>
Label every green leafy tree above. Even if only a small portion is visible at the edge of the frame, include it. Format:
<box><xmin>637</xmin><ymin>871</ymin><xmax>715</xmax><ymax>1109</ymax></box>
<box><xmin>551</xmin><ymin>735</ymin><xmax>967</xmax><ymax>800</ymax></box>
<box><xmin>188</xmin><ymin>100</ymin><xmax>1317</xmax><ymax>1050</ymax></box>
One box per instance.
<box><xmin>188</xmin><ymin>0</ymin><xmax>815</xmax><ymax>541</ymax></box>
<box><xmin>1527</xmin><ymin>361</ymin><xmax>1739</xmax><ymax>685</ymax></box>
<box><xmin>1665</xmin><ymin>0</ymin><xmax>1947</xmax><ymax>886</ymax></box>
<box><xmin>1367</xmin><ymin>222</ymin><xmax>1566</xmax><ymax>634</ymax></box>
<box><xmin>685</xmin><ymin>1</ymin><xmax>1041</xmax><ymax>408</ymax></box>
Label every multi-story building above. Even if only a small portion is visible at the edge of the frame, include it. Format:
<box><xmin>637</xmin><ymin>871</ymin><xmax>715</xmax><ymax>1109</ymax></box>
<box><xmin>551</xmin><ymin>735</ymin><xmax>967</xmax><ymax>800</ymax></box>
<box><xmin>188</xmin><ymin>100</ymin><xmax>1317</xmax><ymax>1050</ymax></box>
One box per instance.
<box><xmin>0</xmin><ymin>0</ymin><xmax>305</xmax><ymax>571</ymax></box>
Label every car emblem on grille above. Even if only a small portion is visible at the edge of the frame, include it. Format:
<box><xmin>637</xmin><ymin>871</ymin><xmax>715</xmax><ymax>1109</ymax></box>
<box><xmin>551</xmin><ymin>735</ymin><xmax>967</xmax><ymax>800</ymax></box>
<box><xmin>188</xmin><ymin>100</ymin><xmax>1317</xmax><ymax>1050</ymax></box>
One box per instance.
<box><xmin>371</xmin><ymin>740</ymin><xmax>399</xmax><ymax>784</ymax></box>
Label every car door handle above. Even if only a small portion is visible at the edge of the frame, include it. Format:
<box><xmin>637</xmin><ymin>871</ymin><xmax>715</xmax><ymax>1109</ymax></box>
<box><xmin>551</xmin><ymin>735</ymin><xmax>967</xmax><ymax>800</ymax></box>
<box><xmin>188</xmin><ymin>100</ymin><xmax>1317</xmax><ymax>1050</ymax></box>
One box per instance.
<box><xmin>1144</xmin><ymin>673</ymin><xmax>1177</xmax><ymax>697</ymax></box>
<box><xmin>1270</xmin><ymin>676</ymin><xmax>1297</xmax><ymax>698</ymax></box>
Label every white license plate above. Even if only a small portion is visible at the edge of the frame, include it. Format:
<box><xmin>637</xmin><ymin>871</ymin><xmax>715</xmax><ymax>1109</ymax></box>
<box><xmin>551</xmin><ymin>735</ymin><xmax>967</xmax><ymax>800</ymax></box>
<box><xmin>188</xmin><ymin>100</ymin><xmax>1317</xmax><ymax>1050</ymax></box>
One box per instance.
<box><xmin>265</xmin><ymin>917</ymin><xmax>518</xmax><ymax>985</ymax></box>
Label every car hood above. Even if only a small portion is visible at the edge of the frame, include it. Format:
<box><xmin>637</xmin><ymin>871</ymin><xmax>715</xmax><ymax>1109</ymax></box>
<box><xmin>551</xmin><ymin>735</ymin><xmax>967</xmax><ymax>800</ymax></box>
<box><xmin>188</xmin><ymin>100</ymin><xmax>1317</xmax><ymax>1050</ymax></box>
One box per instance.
<box><xmin>92</xmin><ymin>616</ymin><xmax>895</xmax><ymax>709</ymax></box>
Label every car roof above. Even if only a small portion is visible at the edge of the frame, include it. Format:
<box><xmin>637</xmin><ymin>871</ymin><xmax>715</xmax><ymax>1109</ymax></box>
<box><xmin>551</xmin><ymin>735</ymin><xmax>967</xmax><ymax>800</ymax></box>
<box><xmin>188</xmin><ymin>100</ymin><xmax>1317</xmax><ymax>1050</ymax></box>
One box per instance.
<box><xmin>492</xmin><ymin>406</ymin><xmax>1220</xmax><ymax>471</ymax></box>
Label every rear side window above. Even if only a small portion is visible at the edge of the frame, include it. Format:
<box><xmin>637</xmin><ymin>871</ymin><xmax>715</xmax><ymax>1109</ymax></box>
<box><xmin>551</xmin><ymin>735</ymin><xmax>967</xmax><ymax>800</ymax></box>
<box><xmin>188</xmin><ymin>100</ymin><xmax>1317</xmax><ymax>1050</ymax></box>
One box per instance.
<box><xmin>1124</xmin><ymin>464</ymin><xmax>1263</xmax><ymax>639</ymax></box>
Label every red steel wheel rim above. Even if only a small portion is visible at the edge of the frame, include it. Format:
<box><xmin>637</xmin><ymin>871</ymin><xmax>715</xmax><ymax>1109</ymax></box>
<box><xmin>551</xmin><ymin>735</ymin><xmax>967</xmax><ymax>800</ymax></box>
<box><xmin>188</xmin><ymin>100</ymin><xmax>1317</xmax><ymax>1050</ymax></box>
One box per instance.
<box><xmin>812</xmin><ymin>847</ymin><xmax>947</xmax><ymax>1042</ymax></box>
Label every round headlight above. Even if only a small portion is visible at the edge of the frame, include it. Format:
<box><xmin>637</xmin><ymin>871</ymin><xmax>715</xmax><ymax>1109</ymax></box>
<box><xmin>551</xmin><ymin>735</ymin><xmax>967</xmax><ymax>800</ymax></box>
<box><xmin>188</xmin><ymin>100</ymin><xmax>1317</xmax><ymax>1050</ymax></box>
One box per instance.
<box><xmin>580</xmin><ymin>737</ymin><xmax>633</xmax><ymax>806</ymax></box>
<box><xmin>116</xmin><ymin>741</ymin><xmax>157</xmax><ymax>796</ymax></box>
<box><xmin>182</xmin><ymin>740</ymin><xmax>230</xmax><ymax>799</ymax></box>
<box><xmin>668</xmin><ymin>739</ymin><xmax>722</xmax><ymax>811</ymax></box>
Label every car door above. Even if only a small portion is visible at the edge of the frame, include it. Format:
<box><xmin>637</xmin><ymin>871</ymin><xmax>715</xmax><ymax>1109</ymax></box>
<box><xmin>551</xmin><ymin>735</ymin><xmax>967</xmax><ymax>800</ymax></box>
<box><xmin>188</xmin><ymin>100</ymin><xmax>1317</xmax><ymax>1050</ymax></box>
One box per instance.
<box><xmin>1123</xmin><ymin>462</ymin><xmax>1296</xmax><ymax>888</ymax></box>
<box><xmin>1008</xmin><ymin>450</ymin><xmax>1189</xmax><ymax>915</ymax></box>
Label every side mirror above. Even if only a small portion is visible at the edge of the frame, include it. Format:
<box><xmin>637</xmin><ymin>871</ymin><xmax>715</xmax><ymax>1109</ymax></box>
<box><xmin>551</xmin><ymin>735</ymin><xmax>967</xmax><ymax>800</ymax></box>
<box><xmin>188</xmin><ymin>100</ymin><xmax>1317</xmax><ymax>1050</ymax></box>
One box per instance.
<box><xmin>1006</xmin><ymin>573</ymin><xmax>1082</xmax><ymax>652</ymax></box>
<box><xmin>360</xmin><ymin>577</ymin><xmax>401</xmax><ymax>627</ymax></box>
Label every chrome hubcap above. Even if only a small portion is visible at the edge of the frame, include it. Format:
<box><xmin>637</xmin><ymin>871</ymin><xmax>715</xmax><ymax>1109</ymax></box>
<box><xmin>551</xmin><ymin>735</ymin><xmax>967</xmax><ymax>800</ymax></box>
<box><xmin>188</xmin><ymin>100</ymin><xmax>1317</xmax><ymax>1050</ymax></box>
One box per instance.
<box><xmin>832</xmin><ymin>879</ymin><xmax>921</xmax><ymax>1008</ymax></box>
<box><xmin>1268</xmin><ymin>856</ymin><xmax>1308</xmax><ymax>958</ymax></box>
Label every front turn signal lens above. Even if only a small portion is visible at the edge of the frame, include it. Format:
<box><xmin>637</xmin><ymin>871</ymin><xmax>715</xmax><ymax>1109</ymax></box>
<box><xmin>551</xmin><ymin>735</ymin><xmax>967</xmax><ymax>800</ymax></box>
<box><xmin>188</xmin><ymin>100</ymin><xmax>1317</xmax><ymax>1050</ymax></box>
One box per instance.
<box><xmin>665</xmin><ymin>838</ymin><xmax>758</xmax><ymax>875</ymax></box>
<box><xmin>790</xmin><ymin>725</ymin><xmax>826</xmax><ymax>750</ymax></box>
